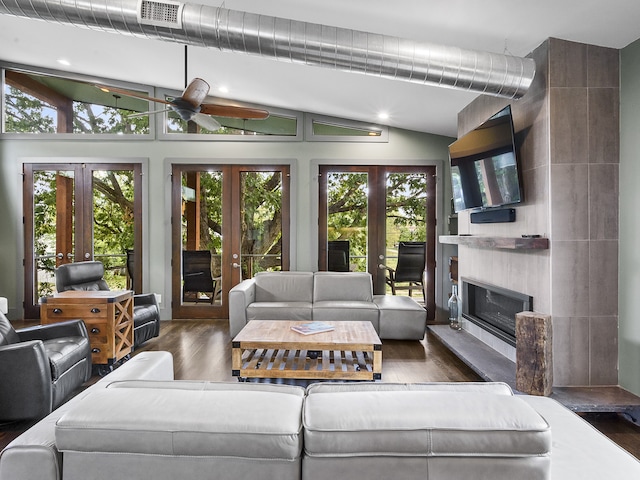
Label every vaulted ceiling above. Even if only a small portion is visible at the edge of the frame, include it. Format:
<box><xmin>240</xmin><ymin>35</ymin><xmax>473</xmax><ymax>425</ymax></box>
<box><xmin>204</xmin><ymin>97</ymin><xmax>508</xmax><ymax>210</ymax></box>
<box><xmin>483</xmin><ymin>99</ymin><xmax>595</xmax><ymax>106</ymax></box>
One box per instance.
<box><xmin>1</xmin><ymin>0</ymin><xmax>639</xmax><ymax>137</ymax></box>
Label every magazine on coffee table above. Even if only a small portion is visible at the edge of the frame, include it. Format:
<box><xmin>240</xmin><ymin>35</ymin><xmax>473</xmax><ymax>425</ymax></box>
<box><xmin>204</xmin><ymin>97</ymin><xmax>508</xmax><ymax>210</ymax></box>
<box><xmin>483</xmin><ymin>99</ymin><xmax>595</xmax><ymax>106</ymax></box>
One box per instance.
<box><xmin>290</xmin><ymin>321</ymin><xmax>335</xmax><ymax>335</ymax></box>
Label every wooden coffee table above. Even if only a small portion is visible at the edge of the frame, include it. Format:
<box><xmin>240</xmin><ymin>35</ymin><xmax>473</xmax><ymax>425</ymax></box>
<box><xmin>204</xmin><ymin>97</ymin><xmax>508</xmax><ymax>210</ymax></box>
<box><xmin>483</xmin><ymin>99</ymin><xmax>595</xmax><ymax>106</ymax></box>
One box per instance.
<box><xmin>232</xmin><ymin>320</ymin><xmax>382</xmax><ymax>381</ymax></box>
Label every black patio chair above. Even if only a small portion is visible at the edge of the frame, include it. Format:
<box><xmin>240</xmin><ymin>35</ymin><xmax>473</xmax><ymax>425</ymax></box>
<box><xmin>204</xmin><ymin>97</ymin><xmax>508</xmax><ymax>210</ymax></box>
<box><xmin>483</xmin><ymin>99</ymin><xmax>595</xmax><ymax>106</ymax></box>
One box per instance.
<box><xmin>384</xmin><ymin>241</ymin><xmax>426</xmax><ymax>296</ymax></box>
<box><xmin>182</xmin><ymin>250</ymin><xmax>220</xmax><ymax>303</ymax></box>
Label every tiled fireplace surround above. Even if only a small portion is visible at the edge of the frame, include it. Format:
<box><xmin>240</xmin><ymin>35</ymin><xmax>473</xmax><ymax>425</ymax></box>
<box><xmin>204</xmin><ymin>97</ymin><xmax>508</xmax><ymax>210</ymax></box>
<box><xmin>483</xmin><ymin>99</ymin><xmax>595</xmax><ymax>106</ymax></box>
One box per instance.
<box><xmin>455</xmin><ymin>38</ymin><xmax>619</xmax><ymax>387</ymax></box>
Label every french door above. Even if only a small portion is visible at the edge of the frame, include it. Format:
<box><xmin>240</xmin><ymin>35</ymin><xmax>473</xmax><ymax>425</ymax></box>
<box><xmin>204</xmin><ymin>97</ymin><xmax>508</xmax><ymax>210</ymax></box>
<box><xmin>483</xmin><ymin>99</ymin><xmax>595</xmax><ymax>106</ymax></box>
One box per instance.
<box><xmin>171</xmin><ymin>164</ymin><xmax>290</xmax><ymax>319</ymax></box>
<box><xmin>23</xmin><ymin>163</ymin><xmax>142</xmax><ymax>318</ymax></box>
<box><xmin>318</xmin><ymin>165</ymin><xmax>436</xmax><ymax>320</ymax></box>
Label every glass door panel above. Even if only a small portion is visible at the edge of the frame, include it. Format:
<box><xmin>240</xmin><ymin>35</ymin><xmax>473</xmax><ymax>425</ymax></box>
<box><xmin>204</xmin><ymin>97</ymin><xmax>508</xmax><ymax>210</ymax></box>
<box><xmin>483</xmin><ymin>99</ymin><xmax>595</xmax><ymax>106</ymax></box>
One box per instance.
<box><xmin>32</xmin><ymin>170</ymin><xmax>75</xmax><ymax>302</ymax></box>
<box><xmin>180</xmin><ymin>169</ymin><xmax>224</xmax><ymax>307</ymax></box>
<box><xmin>92</xmin><ymin>170</ymin><xmax>136</xmax><ymax>290</ymax></box>
<box><xmin>326</xmin><ymin>172</ymin><xmax>368</xmax><ymax>272</ymax></box>
<box><xmin>239</xmin><ymin>171</ymin><xmax>285</xmax><ymax>278</ymax></box>
<box><xmin>384</xmin><ymin>172</ymin><xmax>428</xmax><ymax>303</ymax></box>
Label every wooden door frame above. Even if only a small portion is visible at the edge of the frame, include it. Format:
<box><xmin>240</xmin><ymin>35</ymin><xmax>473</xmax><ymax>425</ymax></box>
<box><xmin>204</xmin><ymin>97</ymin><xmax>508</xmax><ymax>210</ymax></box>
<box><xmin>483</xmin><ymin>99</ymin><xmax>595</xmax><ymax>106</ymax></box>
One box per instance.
<box><xmin>171</xmin><ymin>164</ymin><xmax>290</xmax><ymax>319</ymax></box>
<box><xmin>318</xmin><ymin>164</ymin><xmax>436</xmax><ymax>320</ymax></box>
<box><xmin>23</xmin><ymin>162</ymin><xmax>142</xmax><ymax>318</ymax></box>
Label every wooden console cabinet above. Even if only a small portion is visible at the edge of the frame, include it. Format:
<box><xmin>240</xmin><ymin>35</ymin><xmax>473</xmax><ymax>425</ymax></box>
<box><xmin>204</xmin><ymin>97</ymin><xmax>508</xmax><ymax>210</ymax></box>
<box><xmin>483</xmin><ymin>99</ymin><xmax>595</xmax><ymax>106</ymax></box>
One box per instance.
<box><xmin>41</xmin><ymin>290</ymin><xmax>134</xmax><ymax>367</ymax></box>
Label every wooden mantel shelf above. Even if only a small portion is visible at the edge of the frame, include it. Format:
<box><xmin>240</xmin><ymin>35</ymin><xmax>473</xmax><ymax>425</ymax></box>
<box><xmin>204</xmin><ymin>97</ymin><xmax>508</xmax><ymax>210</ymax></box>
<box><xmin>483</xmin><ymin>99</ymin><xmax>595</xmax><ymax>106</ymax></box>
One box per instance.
<box><xmin>439</xmin><ymin>235</ymin><xmax>549</xmax><ymax>250</ymax></box>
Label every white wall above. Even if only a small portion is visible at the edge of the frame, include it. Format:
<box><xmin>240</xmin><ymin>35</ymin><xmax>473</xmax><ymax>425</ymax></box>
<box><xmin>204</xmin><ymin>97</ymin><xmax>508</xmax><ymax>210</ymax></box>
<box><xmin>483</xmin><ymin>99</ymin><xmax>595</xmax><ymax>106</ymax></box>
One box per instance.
<box><xmin>0</xmin><ymin>125</ymin><xmax>454</xmax><ymax>320</ymax></box>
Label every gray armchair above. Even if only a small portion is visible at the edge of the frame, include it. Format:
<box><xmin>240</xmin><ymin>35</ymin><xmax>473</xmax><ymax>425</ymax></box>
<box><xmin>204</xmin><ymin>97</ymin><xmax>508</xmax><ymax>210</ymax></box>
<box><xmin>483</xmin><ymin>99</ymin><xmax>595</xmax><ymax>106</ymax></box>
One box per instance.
<box><xmin>55</xmin><ymin>261</ymin><xmax>160</xmax><ymax>348</ymax></box>
<box><xmin>0</xmin><ymin>312</ymin><xmax>91</xmax><ymax>421</ymax></box>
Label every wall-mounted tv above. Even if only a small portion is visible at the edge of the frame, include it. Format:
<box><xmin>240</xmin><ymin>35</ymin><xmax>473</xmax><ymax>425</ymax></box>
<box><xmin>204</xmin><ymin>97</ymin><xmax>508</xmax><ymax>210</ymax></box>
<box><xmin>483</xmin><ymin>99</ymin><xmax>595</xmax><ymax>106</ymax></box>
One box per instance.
<box><xmin>448</xmin><ymin>105</ymin><xmax>522</xmax><ymax>213</ymax></box>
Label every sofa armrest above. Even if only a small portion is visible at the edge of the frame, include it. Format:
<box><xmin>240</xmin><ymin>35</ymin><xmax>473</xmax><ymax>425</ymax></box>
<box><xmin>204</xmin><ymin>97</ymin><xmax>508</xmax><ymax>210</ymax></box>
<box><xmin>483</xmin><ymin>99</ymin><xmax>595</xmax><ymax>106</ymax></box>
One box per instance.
<box><xmin>0</xmin><ymin>341</ymin><xmax>53</xmax><ymax>421</ymax></box>
<box><xmin>228</xmin><ymin>278</ymin><xmax>256</xmax><ymax>337</ymax></box>
<box><xmin>16</xmin><ymin>319</ymin><xmax>88</xmax><ymax>342</ymax></box>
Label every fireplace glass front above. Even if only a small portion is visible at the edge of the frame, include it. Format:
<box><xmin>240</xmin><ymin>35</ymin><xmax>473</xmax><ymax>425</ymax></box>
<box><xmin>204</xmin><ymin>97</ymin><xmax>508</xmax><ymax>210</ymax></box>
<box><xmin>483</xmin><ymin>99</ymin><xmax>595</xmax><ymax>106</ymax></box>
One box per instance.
<box><xmin>461</xmin><ymin>278</ymin><xmax>533</xmax><ymax>347</ymax></box>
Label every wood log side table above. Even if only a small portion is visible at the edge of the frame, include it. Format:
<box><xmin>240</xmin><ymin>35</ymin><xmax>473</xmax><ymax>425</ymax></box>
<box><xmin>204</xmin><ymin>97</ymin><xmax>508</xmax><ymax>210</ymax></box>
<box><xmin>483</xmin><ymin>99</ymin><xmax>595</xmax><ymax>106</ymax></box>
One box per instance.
<box><xmin>41</xmin><ymin>290</ymin><xmax>134</xmax><ymax>373</ymax></box>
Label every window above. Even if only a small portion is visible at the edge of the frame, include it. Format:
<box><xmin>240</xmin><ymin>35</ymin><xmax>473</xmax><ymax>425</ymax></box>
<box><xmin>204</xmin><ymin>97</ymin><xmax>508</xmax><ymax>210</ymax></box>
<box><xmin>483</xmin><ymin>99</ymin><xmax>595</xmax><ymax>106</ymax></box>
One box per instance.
<box><xmin>3</xmin><ymin>68</ymin><xmax>151</xmax><ymax>136</ymax></box>
<box><xmin>305</xmin><ymin>114</ymin><xmax>388</xmax><ymax>142</ymax></box>
<box><xmin>165</xmin><ymin>109</ymin><xmax>299</xmax><ymax>138</ymax></box>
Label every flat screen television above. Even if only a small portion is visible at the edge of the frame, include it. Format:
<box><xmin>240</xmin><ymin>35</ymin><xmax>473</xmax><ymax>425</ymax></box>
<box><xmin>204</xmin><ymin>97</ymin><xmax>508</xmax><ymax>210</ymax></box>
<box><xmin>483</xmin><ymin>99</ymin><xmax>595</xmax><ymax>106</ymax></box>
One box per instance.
<box><xmin>448</xmin><ymin>105</ymin><xmax>522</xmax><ymax>213</ymax></box>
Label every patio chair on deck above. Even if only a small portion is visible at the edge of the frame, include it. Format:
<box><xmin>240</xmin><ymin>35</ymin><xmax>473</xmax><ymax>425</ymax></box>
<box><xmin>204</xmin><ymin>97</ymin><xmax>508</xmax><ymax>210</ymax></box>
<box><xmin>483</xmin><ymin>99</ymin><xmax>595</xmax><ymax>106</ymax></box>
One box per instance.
<box><xmin>384</xmin><ymin>241</ymin><xmax>426</xmax><ymax>297</ymax></box>
<box><xmin>328</xmin><ymin>240</ymin><xmax>350</xmax><ymax>272</ymax></box>
<box><xmin>182</xmin><ymin>250</ymin><xmax>220</xmax><ymax>304</ymax></box>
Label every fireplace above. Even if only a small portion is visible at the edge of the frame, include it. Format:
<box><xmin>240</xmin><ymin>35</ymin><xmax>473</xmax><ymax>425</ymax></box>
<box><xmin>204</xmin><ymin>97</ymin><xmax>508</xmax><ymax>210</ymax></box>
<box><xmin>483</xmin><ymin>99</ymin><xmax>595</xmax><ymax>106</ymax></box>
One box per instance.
<box><xmin>461</xmin><ymin>278</ymin><xmax>533</xmax><ymax>347</ymax></box>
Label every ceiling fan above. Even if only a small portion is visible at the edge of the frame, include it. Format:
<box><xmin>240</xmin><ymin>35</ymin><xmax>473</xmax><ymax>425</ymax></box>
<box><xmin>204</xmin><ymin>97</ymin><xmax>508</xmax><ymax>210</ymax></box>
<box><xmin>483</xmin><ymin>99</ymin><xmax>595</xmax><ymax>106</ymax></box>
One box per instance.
<box><xmin>97</xmin><ymin>77</ymin><xmax>270</xmax><ymax>131</ymax></box>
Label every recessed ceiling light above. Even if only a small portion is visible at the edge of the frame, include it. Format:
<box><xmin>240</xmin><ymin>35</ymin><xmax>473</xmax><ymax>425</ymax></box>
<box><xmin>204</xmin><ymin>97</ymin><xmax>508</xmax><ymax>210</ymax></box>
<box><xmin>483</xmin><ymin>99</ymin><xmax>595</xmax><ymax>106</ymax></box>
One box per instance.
<box><xmin>377</xmin><ymin>112</ymin><xmax>389</xmax><ymax>120</ymax></box>
<box><xmin>218</xmin><ymin>86</ymin><xmax>229</xmax><ymax>94</ymax></box>
<box><xmin>57</xmin><ymin>58</ymin><xmax>71</xmax><ymax>66</ymax></box>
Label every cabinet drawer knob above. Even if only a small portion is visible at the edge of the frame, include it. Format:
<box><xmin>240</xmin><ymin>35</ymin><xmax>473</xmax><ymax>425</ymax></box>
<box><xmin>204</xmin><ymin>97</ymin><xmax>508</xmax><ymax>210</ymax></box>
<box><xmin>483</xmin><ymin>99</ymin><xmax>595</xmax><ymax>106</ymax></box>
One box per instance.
<box><xmin>52</xmin><ymin>308</ymin><xmax>62</xmax><ymax>314</ymax></box>
<box><xmin>90</xmin><ymin>327</ymin><xmax>100</xmax><ymax>334</ymax></box>
<box><xmin>90</xmin><ymin>308</ymin><xmax>101</xmax><ymax>314</ymax></box>
<box><xmin>91</xmin><ymin>348</ymin><xmax>101</xmax><ymax>353</ymax></box>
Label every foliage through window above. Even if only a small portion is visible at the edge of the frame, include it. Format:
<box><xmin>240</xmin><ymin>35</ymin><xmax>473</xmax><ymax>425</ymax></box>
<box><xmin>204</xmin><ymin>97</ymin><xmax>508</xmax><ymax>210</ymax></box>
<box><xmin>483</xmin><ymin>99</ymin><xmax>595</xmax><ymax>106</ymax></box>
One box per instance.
<box><xmin>167</xmin><ymin>110</ymin><xmax>297</xmax><ymax>137</ymax></box>
<box><xmin>327</xmin><ymin>172</ymin><xmax>369</xmax><ymax>271</ymax></box>
<box><xmin>32</xmin><ymin>168</ymin><xmax>136</xmax><ymax>299</ymax></box>
<box><xmin>4</xmin><ymin>69</ymin><xmax>149</xmax><ymax>134</ymax></box>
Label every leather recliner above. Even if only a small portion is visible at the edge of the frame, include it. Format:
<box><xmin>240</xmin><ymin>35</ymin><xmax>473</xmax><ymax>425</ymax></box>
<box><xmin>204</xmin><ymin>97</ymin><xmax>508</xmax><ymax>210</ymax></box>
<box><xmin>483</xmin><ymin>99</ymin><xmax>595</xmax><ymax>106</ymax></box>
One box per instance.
<box><xmin>0</xmin><ymin>311</ymin><xmax>92</xmax><ymax>421</ymax></box>
<box><xmin>55</xmin><ymin>261</ymin><xmax>160</xmax><ymax>348</ymax></box>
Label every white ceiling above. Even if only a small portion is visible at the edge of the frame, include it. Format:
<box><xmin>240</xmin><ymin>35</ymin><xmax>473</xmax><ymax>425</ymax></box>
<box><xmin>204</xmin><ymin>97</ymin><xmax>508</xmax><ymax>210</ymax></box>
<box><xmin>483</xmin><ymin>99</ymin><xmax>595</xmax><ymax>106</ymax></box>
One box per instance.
<box><xmin>1</xmin><ymin>0</ymin><xmax>640</xmax><ymax>137</ymax></box>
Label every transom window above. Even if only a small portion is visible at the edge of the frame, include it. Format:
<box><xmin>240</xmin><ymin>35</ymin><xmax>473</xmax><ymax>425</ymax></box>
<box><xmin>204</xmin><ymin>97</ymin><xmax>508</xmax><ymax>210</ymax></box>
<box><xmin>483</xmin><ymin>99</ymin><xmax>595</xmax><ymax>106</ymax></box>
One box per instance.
<box><xmin>3</xmin><ymin>68</ymin><xmax>150</xmax><ymax>135</ymax></box>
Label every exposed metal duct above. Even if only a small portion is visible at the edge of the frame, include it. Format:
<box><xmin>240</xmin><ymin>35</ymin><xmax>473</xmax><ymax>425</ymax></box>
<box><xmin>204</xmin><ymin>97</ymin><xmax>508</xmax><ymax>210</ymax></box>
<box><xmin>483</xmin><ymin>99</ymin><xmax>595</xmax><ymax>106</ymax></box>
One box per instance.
<box><xmin>0</xmin><ymin>0</ymin><xmax>536</xmax><ymax>99</ymax></box>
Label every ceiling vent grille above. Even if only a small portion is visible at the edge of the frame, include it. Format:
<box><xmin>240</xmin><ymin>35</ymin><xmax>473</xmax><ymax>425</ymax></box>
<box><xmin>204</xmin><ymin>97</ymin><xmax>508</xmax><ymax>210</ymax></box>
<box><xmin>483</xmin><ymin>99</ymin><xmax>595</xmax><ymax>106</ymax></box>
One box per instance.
<box><xmin>138</xmin><ymin>0</ymin><xmax>183</xmax><ymax>28</ymax></box>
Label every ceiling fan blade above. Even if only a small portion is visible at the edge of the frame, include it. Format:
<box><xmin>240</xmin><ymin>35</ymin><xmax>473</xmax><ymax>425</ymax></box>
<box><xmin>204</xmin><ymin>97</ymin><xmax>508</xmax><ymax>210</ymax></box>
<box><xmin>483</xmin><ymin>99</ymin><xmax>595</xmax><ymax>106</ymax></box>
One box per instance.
<box><xmin>192</xmin><ymin>113</ymin><xmax>222</xmax><ymax>132</ymax></box>
<box><xmin>181</xmin><ymin>78</ymin><xmax>210</xmax><ymax>108</ymax></box>
<box><xmin>126</xmin><ymin>108</ymin><xmax>172</xmax><ymax>118</ymax></box>
<box><xmin>94</xmin><ymin>84</ymin><xmax>171</xmax><ymax>105</ymax></box>
<box><xmin>199</xmin><ymin>104</ymin><xmax>270</xmax><ymax>119</ymax></box>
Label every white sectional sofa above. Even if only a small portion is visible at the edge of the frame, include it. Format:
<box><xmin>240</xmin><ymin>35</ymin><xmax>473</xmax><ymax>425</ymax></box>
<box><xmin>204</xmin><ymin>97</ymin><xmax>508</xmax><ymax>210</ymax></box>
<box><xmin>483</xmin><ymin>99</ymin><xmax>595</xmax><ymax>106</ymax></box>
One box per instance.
<box><xmin>229</xmin><ymin>271</ymin><xmax>427</xmax><ymax>339</ymax></box>
<box><xmin>3</xmin><ymin>352</ymin><xmax>640</xmax><ymax>480</ymax></box>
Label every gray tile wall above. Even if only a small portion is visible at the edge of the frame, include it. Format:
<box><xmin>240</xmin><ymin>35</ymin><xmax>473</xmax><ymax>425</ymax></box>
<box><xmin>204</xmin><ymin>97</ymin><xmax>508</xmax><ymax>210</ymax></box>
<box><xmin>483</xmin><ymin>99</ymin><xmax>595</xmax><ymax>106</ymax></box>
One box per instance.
<box><xmin>455</xmin><ymin>38</ymin><xmax>619</xmax><ymax>386</ymax></box>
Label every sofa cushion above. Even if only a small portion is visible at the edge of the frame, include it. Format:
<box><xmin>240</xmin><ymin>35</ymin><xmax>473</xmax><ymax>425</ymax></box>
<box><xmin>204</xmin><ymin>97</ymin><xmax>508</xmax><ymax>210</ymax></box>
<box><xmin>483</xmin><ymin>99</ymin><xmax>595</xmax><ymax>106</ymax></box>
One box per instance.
<box><xmin>312</xmin><ymin>301</ymin><xmax>379</xmax><ymax>331</ymax></box>
<box><xmin>313</xmin><ymin>272</ymin><xmax>373</xmax><ymax>302</ymax></box>
<box><xmin>305</xmin><ymin>381</ymin><xmax>515</xmax><ymax>396</ymax></box>
<box><xmin>247</xmin><ymin>302</ymin><xmax>313</xmax><ymax>321</ymax></box>
<box><xmin>303</xmin><ymin>389</ymin><xmax>551</xmax><ymax>458</ymax></box>
<box><xmin>254</xmin><ymin>272</ymin><xmax>314</xmax><ymax>303</ymax></box>
<box><xmin>56</xmin><ymin>384</ymin><xmax>304</xmax><ymax>460</ymax></box>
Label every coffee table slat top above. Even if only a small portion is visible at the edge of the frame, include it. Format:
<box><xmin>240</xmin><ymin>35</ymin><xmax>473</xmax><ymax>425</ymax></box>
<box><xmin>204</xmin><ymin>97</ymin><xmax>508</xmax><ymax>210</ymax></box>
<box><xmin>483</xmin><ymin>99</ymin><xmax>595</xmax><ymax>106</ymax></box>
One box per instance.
<box><xmin>232</xmin><ymin>320</ymin><xmax>382</xmax><ymax>381</ymax></box>
<box><xmin>233</xmin><ymin>320</ymin><xmax>381</xmax><ymax>350</ymax></box>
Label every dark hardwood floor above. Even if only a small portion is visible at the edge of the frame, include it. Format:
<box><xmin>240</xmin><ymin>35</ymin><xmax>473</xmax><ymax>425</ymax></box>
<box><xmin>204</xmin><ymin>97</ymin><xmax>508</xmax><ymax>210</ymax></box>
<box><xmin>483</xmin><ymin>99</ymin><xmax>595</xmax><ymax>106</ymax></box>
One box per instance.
<box><xmin>136</xmin><ymin>319</ymin><xmax>483</xmax><ymax>383</ymax></box>
<box><xmin>3</xmin><ymin>319</ymin><xmax>640</xmax><ymax>460</ymax></box>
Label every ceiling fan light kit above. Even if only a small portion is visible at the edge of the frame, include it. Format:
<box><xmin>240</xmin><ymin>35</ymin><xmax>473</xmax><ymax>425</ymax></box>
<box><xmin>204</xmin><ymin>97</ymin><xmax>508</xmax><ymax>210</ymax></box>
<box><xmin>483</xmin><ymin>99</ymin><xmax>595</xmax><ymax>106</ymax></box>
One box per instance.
<box><xmin>0</xmin><ymin>0</ymin><xmax>536</xmax><ymax>99</ymax></box>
